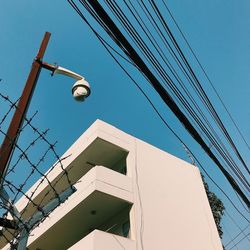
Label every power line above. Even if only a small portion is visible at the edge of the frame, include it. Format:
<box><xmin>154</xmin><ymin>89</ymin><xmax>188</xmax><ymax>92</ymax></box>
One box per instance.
<box><xmin>67</xmin><ymin>0</ymin><xmax>250</xmax><ymax>218</ymax></box>
<box><xmin>85</xmin><ymin>0</ymin><xmax>250</xmax><ymax>206</ymax></box>
<box><xmin>101</xmin><ymin>0</ymin><xmax>250</xmax><ymax>194</ymax></box>
<box><xmin>67</xmin><ymin>0</ymin><xmax>249</xmax><ymax>211</ymax></box>
<box><xmin>224</xmin><ymin>211</ymin><xmax>250</xmax><ymax>246</ymax></box>
<box><xmin>227</xmin><ymin>232</ymin><xmax>250</xmax><ymax>250</ymax></box>
<box><xmin>222</xmin><ymin>222</ymin><xmax>239</xmax><ymax>250</ymax></box>
<box><xmin>161</xmin><ymin>0</ymin><xmax>250</xmax><ymax>153</ymax></box>
<box><xmin>97</xmin><ymin>26</ymin><xmax>250</xmax><ymax>223</ymax></box>
<box><xmin>103</xmin><ymin>0</ymin><xmax>250</xmax><ymax>194</ymax></box>
<box><xmin>146</xmin><ymin>0</ymin><xmax>250</xmax><ymax>177</ymax></box>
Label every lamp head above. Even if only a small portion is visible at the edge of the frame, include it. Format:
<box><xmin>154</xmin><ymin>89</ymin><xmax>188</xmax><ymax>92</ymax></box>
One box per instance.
<box><xmin>72</xmin><ymin>79</ymin><xmax>91</xmax><ymax>102</ymax></box>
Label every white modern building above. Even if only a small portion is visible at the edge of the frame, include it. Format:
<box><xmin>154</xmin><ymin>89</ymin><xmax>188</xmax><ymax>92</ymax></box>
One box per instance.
<box><xmin>1</xmin><ymin>120</ymin><xmax>223</xmax><ymax>249</ymax></box>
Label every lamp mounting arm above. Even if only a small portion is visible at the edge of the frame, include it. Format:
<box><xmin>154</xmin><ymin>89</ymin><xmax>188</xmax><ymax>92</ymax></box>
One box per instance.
<box><xmin>38</xmin><ymin>61</ymin><xmax>84</xmax><ymax>80</ymax></box>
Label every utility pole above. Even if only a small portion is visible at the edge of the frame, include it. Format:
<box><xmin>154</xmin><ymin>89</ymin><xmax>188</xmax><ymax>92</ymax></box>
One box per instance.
<box><xmin>0</xmin><ymin>32</ymin><xmax>51</xmax><ymax>184</ymax></box>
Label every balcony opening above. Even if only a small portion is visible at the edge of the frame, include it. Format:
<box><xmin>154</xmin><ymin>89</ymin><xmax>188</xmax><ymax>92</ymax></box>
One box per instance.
<box><xmin>83</xmin><ymin>138</ymin><xmax>128</xmax><ymax>175</ymax></box>
<box><xmin>98</xmin><ymin>205</ymin><xmax>132</xmax><ymax>238</ymax></box>
<box><xmin>110</xmin><ymin>156</ymin><xmax>127</xmax><ymax>175</ymax></box>
<box><xmin>66</xmin><ymin>138</ymin><xmax>129</xmax><ymax>185</ymax></box>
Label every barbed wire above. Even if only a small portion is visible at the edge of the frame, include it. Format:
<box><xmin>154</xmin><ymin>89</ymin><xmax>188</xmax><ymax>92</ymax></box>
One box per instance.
<box><xmin>0</xmin><ymin>92</ymin><xmax>74</xmax><ymax>249</ymax></box>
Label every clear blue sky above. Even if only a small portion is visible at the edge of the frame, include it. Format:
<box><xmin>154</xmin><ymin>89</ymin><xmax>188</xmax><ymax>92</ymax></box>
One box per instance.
<box><xmin>0</xmin><ymin>1</ymin><xmax>249</xmax><ymax>249</ymax></box>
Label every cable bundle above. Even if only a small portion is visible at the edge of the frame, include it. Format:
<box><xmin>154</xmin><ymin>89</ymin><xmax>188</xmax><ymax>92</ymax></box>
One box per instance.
<box><xmin>67</xmin><ymin>0</ymin><xmax>250</xmax><ymax>210</ymax></box>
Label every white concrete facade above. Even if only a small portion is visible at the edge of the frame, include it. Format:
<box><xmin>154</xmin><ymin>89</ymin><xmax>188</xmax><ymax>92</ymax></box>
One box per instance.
<box><xmin>1</xmin><ymin>119</ymin><xmax>223</xmax><ymax>249</ymax></box>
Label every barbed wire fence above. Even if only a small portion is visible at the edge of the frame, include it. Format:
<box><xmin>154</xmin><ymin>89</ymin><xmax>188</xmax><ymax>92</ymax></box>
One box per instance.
<box><xmin>0</xmin><ymin>91</ymin><xmax>74</xmax><ymax>249</ymax></box>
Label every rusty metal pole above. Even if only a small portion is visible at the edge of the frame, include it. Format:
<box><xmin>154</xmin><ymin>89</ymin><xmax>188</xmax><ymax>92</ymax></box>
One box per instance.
<box><xmin>0</xmin><ymin>32</ymin><xmax>51</xmax><ymax>183</ymax></box>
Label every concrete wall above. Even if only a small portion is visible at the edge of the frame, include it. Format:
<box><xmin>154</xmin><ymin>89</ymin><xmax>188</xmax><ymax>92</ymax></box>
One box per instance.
<box><xmin>130</xmin><ymin>138</ymin><xmax>223</xmax><ymax>250</ymax></box>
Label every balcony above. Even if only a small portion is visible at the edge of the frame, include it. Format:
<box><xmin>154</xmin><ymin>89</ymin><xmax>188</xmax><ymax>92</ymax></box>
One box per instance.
<box><xmin>26</xmin><ymin>166</ymin><xmax>133</xmax><ymax>249</ymax></box>
<box><xmin>13</xmin><ymin>137</ymin><xmax>129</xmax><ymax>223</ymax></box>
<box><xmin>69</xmin><ymin>230</ymin><xmax>136</xmax><ymax>250</ymax></box>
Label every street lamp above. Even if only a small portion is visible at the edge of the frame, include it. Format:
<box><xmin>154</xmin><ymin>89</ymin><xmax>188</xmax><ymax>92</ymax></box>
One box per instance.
<box><xmin>0</xmin><ymin>31</ymin><xmax>91</xmax><ymax>185</ymax></box>
<box><xmin>39</xmin><ymin>62</ymin><xmax>91</xmax><ymax>102</ymax></box>
<box><xmin>0</xmin><ymin>31</ymin><xmax>91</xmax><ymax>246</ymax></box>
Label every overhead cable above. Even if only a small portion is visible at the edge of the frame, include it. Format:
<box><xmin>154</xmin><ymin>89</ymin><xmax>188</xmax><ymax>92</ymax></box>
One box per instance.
<box><xmin>67</xmin><ymin>0</ymin><xmax>250</xmax><ymax>209</ymax></box>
